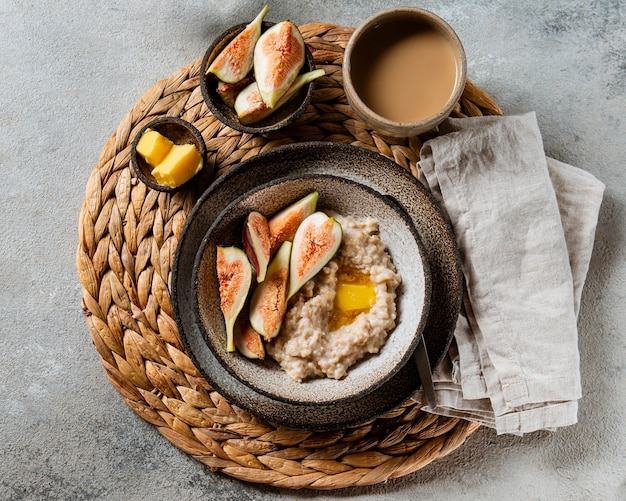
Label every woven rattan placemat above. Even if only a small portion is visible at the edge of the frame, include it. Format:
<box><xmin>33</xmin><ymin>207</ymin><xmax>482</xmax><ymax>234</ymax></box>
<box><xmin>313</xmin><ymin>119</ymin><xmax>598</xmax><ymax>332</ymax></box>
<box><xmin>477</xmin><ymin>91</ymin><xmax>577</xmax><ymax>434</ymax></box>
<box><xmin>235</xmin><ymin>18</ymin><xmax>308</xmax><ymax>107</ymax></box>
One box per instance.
<box><xmin>77</xmin><ymin>23</ymin><xmax>502</xmax><ymax>490</ymax></box>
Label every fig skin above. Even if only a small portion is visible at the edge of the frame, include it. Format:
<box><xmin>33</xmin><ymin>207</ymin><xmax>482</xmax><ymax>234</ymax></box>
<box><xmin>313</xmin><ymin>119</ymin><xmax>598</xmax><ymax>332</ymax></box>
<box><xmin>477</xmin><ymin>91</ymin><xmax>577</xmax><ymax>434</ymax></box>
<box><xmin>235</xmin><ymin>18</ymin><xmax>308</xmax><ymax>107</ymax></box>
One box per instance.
<box><xmin>242</xmin><ymin>210</ymin><xmax>272</xmax><ymax>282</ymax></box>
<box><xmin>207</xmin><ymin>5</ymin><xmax>269</xmax><ymax>83</ymax></box>
<box><xmin>235</xmin><ymin>69</ymin><xmax>325</xmax><ymax>125</ymax></box>
<box><xmin>249</xmin><ymin>241</ymin><xmax>292</xmax><ymax>341</ymax></box>
<box><xmin>216</xmin><ymin>246</ymin><xmax>253</xmax><ymax>352</ymax></box>
<box><xmin>288</xmin><ymin>212</ymin><xmax>342</xmax><ymax>299</ymax></box>
<box><xmin>253</xmin><ymin>20</ymin><xmax>306</xmax><ymax>108</ymax></box>
<box><xmin>234</xmin><ymin>313</ymin><xmax>265</xmax><ymax>359</ymax></box>
<box><xmin>268</xmin><ymin>191</ymin><xmax>319</xmax><ymax>255</ymax></box>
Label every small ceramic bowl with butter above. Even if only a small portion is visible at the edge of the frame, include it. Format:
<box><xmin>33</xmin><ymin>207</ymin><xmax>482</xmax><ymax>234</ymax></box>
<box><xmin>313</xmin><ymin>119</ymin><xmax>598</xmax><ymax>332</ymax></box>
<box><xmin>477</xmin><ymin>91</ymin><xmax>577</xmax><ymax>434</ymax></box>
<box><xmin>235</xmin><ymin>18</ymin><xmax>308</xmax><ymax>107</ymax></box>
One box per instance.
<box><xmin>130</xmin><ymin>116</ymin><xmax>209</xmax><ymax>192</ymax></box>
<box><xmin>343</xmin><ymin>7</ymin><xmax>467</xmax><ymax>137</ymax></box>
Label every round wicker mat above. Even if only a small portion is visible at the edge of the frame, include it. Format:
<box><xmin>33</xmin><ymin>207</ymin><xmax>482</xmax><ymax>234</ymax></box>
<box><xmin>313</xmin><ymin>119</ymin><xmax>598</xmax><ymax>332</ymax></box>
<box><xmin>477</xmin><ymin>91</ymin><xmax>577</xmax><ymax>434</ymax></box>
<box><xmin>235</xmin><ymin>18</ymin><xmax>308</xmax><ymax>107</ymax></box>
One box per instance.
<box><xmin>77</xmin><ymin>23</ymin><xmax>502</xmax><ymax>490</ymax></box>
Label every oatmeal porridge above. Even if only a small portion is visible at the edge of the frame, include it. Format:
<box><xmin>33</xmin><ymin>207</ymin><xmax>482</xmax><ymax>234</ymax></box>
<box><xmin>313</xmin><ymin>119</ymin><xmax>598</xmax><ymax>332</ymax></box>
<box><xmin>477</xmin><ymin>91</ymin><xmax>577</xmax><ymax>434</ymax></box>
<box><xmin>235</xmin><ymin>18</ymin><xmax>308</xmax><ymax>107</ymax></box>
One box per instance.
<box><xmin>266</xmin><ymin>214</ymin><xmax>401</xmax><ymax>382</ymax></box>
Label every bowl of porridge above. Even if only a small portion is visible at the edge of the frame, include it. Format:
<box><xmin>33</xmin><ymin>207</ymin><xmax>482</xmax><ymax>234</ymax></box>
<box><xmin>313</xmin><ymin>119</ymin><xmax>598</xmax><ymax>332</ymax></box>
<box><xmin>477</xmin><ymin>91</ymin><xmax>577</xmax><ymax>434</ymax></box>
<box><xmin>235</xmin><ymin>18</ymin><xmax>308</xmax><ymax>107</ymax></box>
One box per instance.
<box><xmin>192</xmin><ymin>173</ymin><xmax>431</xmax><ymax>405</ymax></box>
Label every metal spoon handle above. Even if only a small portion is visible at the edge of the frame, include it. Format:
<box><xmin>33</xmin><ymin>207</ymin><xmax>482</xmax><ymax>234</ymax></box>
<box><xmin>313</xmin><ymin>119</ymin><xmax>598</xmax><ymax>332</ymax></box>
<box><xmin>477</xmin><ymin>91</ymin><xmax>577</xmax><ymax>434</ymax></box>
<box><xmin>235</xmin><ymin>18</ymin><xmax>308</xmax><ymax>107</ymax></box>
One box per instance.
<box><xmin>414</xmin><ymin>335</ymin><xmax>437</xmax><ymax>409</ymax></box>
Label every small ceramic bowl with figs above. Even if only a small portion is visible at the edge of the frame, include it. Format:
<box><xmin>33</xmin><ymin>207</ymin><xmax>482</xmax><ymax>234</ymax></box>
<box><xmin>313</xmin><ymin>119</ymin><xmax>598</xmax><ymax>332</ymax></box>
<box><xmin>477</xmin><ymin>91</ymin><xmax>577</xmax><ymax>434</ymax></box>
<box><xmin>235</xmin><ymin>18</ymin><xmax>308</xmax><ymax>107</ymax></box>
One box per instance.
<box><xmin>200</xmin><ymin>9</ymin><xmax>319</xmax><ymax>134</ymax></box>
<box><xmin>191</xmin><ymin>174</ymin><xmax>432</xmax><ymax>407</ymax></box>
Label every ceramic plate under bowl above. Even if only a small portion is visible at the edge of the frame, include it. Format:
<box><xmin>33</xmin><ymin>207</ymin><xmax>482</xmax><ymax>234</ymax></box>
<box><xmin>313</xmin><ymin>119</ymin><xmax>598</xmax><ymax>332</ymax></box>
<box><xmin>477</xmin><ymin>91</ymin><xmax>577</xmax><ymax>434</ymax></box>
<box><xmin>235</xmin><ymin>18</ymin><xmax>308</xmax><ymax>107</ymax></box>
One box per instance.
<box><xmin>192</xmin><ymin>174</ymin><xmax>431</xmax><ymax>405</ymax></box>
<box><xmin>172</xmin><ymin>142</ymin><xmax>463</xmax><ymax>430</ymax></box>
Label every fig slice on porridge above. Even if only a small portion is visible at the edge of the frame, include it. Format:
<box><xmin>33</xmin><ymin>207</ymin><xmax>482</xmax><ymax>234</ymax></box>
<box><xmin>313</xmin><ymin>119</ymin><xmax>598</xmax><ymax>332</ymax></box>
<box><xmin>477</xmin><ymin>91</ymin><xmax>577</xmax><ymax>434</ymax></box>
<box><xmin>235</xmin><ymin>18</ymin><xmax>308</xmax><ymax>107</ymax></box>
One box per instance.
<box><xmin>288</xmin><ymin>211</ymin><xmax>342</xmax><ymax>299</ymax></box>
<box><xmin>216</xmin><ymin>246</ymin><xmax>253</xmax><ymax>352</ymax></box>
<box><xmin>242</xmin><ymin>210</ymin><xmax>272</xmax><ymax>282</ymax></box>
<box><xmin>234</xmin><ymin>312</ymin><xmax>265</xmax><ymax>360</ymax></box>
<box><xmin>268</xmin><ymin>191</ymin><xmax>319</xmax><ymax>255</ymax></box>
<box><xmin>249</xmin><ymin>240</ymin><xmax>292</xmax><ymax>341</ymax></box>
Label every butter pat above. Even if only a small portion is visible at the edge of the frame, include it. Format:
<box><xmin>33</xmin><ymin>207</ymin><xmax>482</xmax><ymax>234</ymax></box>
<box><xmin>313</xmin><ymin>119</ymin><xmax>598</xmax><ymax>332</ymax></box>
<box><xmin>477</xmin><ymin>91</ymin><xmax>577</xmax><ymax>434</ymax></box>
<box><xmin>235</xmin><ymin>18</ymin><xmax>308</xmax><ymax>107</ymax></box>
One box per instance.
<box><xmin>328</xmin><ymin>278</ymin><xmax>377</xmax><ymax>332</ymax></box>
<box><xmin>334</xmin><ymin>282</ymin><xmax>376</xmax><ymax>311</ymax></box>
<box><xmin>136</xmin><ymin>127</ymin><xmax>204</xmax><ymax>188</ymax></box>
<box><xmin>151</xmin><ymin>143</ymin><xmax>203</xmax><ymax>188</ymax></box>
<box><xmin>136</xmin><ymin>129</ymin><xmax>173</xmax><ymax>166</ymax></box>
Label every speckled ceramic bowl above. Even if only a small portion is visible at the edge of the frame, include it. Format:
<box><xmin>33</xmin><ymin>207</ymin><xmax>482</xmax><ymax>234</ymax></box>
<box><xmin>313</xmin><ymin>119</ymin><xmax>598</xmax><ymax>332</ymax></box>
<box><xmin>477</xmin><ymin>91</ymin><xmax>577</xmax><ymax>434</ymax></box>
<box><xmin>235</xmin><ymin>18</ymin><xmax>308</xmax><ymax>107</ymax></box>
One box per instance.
<box><xmin>192</xmin><ymin>174</ymin><xmax>431</xmax><ymax>406</ymax></box>
<box><xmin>172</xmin><ymin>142</ymin><xmax>463</xmax><ymax>430</ymax></box>
<box><xmin>200</xmin><ymin>21</ymin><xmax>318</xmax><ymax>134</ymax></box>
<box><xmin>130</xmin><ymin>116</ymin><xmax>209</xmax><ymax>192</ymax></box>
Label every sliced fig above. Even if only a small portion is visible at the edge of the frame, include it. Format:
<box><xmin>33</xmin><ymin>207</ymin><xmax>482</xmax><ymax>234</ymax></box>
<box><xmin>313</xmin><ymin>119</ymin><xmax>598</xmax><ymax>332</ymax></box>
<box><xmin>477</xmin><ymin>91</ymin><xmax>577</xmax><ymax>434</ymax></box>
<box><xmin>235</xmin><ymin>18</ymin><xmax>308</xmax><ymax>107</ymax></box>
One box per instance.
<box><xmin>216</xmin><ymin>246</ymin><xmax>253</xmax><ymax>352</ymax></box>
<box><xmin>288</xmin><ymin>212</ymin><xmax>342</xmax><ymax>299</ymax></box>
<box><xmin>216</xmin><ymin>75</ymin><xmax>255</xmax><ymax>108</ymax></box>
<box><xmin>234</xmin><ymin>313</ymin><xmax>265</xmax><ymax>359</ymax></box>
<box><xmin>207</xmin><ymin>5</ymin><xmax>269</xmax><ymax>83</ymax></box>
<box><xmin>268</xmin><ymin>191</ymin><xmax>319</xmax><ymax>255</ymax></box>
<box><xmin>253</xmin><ymin>20</ymin><xmax>306</xmax><ymax>108</ymax></box>
<box><xmin>233</xmin><ymin>82</ymin><xmax>266</xmax><ymax>125</ymax></box>
<box><xmin>249</xmin><ymin>241</ymin><xmax>292</xmax><ymax>341</ymax></box>
<box><xmin>235</xmin><ymin>69</ymin><xmax>325</xmax><ymax>125</ymax></box>
<box><xmin>242</xmin><ymin>210</ymin><xmax>271</xmax><ymax>282</ymax></box>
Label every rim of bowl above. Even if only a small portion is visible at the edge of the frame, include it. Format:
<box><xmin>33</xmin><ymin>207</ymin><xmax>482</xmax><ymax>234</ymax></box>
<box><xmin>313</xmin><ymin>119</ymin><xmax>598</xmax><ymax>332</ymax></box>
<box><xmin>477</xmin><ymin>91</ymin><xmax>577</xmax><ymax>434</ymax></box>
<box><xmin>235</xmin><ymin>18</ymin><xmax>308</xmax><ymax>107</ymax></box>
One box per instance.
<box><xmin>200</xmin><ymin>21</ymin><xmax>318</xmax><ymax>134</ymax></box>
<box><xmin>130</xmin><ymin>116</ymin><xmax>208</xmax><ymax>193</ymax></box>
<box><xmin>343</xmin><ymin>7</ymin><xmax>467</xmax><ymax>134</ymax></box>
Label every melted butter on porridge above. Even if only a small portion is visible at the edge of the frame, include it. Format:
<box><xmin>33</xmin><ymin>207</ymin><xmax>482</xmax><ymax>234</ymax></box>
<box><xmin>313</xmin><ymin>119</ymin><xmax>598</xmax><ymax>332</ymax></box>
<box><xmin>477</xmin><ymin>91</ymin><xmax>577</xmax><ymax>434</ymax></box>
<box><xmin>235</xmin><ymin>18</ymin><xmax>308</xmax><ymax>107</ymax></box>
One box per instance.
<box><xmin>266</xmin><ymin>214</ymin><xmax>401</xmax><ymax>382</ymax></box>
<box><xmin>328</xmin><ymin>268</ymin><xmax>376</xmax><ymax>331</ymax></box>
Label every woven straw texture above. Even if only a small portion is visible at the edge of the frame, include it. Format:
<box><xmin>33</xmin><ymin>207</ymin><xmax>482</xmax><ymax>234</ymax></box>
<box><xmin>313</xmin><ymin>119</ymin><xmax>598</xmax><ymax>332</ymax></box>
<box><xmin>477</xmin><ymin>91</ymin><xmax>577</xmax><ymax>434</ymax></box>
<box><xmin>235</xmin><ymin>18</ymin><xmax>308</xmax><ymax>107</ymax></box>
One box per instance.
<box><xmin>77</xmin><ymin>23</ymin><xmax>502</xmax><ymax>490</ymax></box>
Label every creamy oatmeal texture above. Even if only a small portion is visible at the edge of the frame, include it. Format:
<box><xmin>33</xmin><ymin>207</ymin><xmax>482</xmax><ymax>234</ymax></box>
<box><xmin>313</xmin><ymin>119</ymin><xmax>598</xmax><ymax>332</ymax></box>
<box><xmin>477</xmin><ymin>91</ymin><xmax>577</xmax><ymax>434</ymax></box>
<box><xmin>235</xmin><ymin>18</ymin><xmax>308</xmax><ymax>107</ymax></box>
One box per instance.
<box><xmin>266</xmin><ymin>214</ymin><xmax>401</xmax><ymax>382</ymax></box>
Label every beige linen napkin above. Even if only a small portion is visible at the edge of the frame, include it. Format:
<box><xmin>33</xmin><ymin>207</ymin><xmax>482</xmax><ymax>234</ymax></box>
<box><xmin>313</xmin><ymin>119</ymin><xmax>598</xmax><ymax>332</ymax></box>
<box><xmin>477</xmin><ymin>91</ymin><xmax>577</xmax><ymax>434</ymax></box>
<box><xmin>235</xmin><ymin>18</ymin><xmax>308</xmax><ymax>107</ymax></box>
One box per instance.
<box><xmin>414</xmin><ymin>112</ymin><xmax>605</xmax><ymax>435</ymax></box>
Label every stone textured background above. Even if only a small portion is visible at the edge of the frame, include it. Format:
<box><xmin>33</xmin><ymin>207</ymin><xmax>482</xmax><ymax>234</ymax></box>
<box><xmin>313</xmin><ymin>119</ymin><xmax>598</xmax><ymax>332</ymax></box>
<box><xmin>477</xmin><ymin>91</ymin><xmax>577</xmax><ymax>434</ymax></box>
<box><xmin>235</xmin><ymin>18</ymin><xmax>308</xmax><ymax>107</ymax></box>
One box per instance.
<box><xmin>1</xmin><ymin>1</ymin><xmax>623</xmax><ymax>499</ymax></box>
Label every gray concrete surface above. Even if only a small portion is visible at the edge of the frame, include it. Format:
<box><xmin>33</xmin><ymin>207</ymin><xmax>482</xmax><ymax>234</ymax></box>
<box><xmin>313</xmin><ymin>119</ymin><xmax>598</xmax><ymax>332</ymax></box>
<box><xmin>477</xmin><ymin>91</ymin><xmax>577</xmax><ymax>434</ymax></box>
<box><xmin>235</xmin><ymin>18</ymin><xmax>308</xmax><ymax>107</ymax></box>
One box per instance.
<box><xmin>1</xmin><ymin>1</ymin><xmax>624</xmax><ymax>499</ymax></box>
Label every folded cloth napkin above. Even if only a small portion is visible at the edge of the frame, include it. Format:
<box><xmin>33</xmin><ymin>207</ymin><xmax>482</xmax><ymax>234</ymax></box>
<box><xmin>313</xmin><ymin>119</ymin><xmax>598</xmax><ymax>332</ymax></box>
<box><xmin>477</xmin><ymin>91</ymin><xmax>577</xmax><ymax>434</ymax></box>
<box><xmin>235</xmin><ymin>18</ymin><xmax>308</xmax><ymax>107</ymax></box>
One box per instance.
<box><xmin>414</xmin><ymin>112</ymin><xmax>605</xmax><ymax>435</ymax></box>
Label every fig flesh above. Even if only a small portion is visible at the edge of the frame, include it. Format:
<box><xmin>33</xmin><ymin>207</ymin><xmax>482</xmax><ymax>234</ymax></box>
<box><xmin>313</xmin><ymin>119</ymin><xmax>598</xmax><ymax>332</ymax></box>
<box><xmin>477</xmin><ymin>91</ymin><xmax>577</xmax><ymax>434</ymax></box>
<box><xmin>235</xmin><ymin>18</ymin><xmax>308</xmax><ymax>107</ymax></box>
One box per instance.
<box><xmin>268</xmin><ymin>191</ymin><xmax>319</xmax><ymax>255</ymax></box>
<box><xmin>249</xmin><ymin>241</ymin><xmax>292</xmax><ymax>341</ymax></box>
<box><xmin>288</xmin><ymin>212</ymin><xmax>342</xmax><ymax>299</ymax></box>
<box><xmin>253</xmin><ymin>20</ymin><xmax>305</xmax><ymax>108</ymax></box>
<box><xmin>234</xmin><ymin>69</ymin><xmax>325</xmax><ymax>125</ymax></box>
<box><xmin>216</xmin><ymin>246</ymin><xmax>253</xmax><ymax>352</ymax></box>
<box><xmin>234</xmin><ymin>313</ymin><xmax>265</xmax><ymax>359</ymax></box>
<box><xmin>242</xmin><ymin>210</ymin><xmax>272</xmax><ymax>282</ymax></box>
<box><xmin>207</xmin><ymin>5</ymin><xmax>269</xmax><ymax>83</ymax></box>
